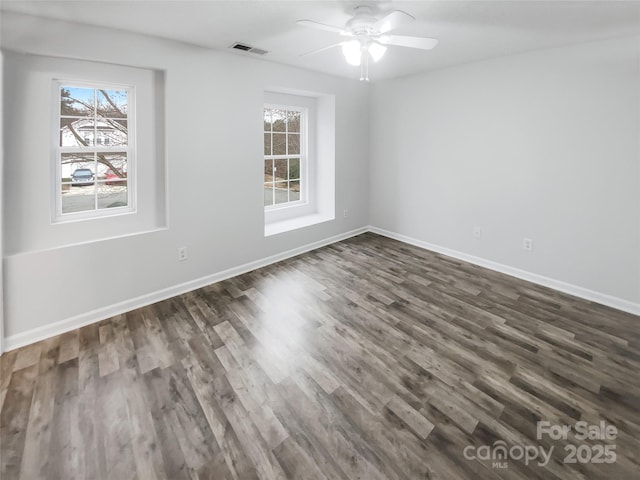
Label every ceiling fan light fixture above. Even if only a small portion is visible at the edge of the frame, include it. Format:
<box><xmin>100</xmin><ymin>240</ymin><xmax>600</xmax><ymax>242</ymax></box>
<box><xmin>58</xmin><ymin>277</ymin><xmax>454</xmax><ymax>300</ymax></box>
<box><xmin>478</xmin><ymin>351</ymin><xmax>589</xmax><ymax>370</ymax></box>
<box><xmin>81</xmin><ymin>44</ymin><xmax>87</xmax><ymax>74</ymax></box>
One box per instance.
<box><xmin>368</xmin><ymin>42</ymin><xmax>387</xmax><ymax>62</ymax></box>
<box><xmin>342</xmin><ymin>40</ymin><xmax>362</xmax><ymax>66</ymax></box>
<box><xmin>298</xmin><ymin>7</ymin><xmax>439</xmax><ymax>77</ymax></box>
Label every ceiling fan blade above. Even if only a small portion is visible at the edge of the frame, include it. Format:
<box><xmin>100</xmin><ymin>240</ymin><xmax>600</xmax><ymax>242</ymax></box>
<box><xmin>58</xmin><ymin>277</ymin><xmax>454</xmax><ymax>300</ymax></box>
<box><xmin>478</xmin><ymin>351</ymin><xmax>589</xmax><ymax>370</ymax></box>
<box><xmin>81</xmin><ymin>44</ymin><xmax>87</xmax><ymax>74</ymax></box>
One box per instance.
<box><xmin>374</xmin><ymin>10</ymin><xmax>415</xmax><ymax>34</ymax></box>
<box><xmin>380</xmin><ymin>35</ymin><xmax>439</xmax><ymax>50</ymax></box>
<box><xmin>296</xmin><ymin>19</ymin><xmax>345</xmax><ymax>35</ymax></box>
<box><xmin>300</xmin><ymin>42</ymin><xmax>345</xmax><ymax>57</ymax></box>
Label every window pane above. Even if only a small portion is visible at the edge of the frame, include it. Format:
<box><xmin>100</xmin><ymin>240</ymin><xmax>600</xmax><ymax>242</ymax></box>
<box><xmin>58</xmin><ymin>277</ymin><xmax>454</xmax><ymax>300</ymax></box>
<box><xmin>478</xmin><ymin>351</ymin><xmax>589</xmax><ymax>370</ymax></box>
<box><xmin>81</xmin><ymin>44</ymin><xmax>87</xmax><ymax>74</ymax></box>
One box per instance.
<box><xmin>97</xmin><ymin>89</ymin><xmax>127</xmax><ymax>118</ymax></box>
<box><xmin>272</xmin><ymin>133</ymin><xmax>286</xmax><ymax>155</ymax></box>
<box><xmin>60</xmin><ymin>118</ymin><xmax>96</xmax><ymax>147</ymax></box>
<box><xmin>97</xmin><ymin>120</ymin><xmax>128</xmax><ymax>146</ymax></box>
<box><xmin>263</xmin><ymin>103</ymin><xmax>305</xmax><ymax>210</ymax></box>
<box><xmin>109</xmin><ymin>118</ymin><xmax>128</xmax><ymax>131</ymax></box>
<box><xmin>62</xmin><ymin>187</ymin><xmax>95</xmax><ymax>214</ymax></box>
<box><xmin>288</xmin><ymin>133</ymin><xmax>300</xmax><ymax>155</ymax></box>
<box><xmin>264</xmin><ymin>182</ymin><xmax>274</xmax><ymax>206</ymax></box>
<box><xmin>287</xmin><ymin>111</ymin><xmax>301</xmax><ymax>133</ymax></box>
<box><xmin>272</xmin><ymin>109</ymin><xmax>286</xmax><ymax>132</ymax></box>
<box><xmin>62</xmin><ymin>166</ymin><xmax>96</xmax><ymax>213</ymax></box>
<box><xmin>264</xmin><ymin>133</ymin><xmax>271</xmax><ymax>155</ymax></box>
<box><xmin>263</xmin><ymin>109</ymin><xmax>272</xmax><ymax>131</ymax></box>
<box><xmin>57</xmin><ymin>84</ymin><xmax>134</xmax><ymax>220</ymax></box>
<box><xmin>274</xmin><ymin>181</ymin><xmax>288</xmax><ymax>204</ymax></box>
<box><xmin>288</xmin><ymin>158</ymin><xmax>300</xmax><ymax>180</ymax></box>
<box><xmin>97</xmin><ymin>181</ymin><xmax>128</xmax><ymax>209</ymax></box>
<box><xmin>264</xmin><ymin>159</ymin><xmax>274</xmax><ymax>180</ymax></box>
<box><xmin>62</xmin><ymin>153</ymin><xmax>95</xmax><ymax>183</ymax></box>
<box><xmin>274</xmin><ymin>159</ymin><xmax>287</xmax><ymax>182</ymax></box>
<box><xmin>97</xmin><ymin>153</ymin><xmax>127</xmax><ymax>181</ymax></box>
<box><xmin>290</xmin><ymin>180</ymin><xmax>300</xmax><ymax>202</ymax></box>
<box><xmin>102</xmin><ymin>179</ymin><xmax>127</xmax><ymax>189</ymax></box>
<box><xmin>60</xmin><ymin>87</ymin><xmax>94</xmax><ymax>116</ymax></box>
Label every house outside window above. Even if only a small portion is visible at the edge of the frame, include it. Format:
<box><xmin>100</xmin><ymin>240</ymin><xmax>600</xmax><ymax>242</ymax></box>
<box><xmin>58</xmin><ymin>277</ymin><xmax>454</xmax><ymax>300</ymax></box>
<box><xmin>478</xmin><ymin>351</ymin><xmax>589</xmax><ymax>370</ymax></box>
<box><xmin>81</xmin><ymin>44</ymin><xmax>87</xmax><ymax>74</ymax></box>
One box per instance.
<box><xmin>56</xmin><ymin>82</ymin><xmax>134</xmax><ymax>220</ymax></box>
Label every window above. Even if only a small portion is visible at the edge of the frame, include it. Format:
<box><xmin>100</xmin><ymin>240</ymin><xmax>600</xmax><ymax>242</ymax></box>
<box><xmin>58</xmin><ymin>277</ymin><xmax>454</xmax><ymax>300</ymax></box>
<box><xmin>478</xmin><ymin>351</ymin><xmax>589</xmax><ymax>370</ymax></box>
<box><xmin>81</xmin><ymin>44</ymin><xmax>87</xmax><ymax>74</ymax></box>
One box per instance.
<box><xmin>263</xmin><ymin>105</ymin><xmax>305</xmax><ymax>208</ymax></box>
<box><xmin>56</xmin><ymin>82</ymin><xmax>134</xmax><ymax>220</ymax></box>
<box><xmin>263</xmin><ymin>90</ymin><xmax>335</xmax><ymax>236</ymax></box>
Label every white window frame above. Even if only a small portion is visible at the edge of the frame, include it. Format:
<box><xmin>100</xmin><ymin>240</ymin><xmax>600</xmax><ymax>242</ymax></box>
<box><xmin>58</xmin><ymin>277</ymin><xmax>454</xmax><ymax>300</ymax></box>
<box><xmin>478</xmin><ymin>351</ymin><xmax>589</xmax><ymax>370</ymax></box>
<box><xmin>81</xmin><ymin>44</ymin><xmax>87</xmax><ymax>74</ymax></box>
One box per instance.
<box><xmin>52</xmin><ymin>79</ymin><xmax>136</xmax><ymax>222</ymax></box>
<box><xmin>264</xmin><ymin>92</ymin><xmax>317</xmax><ymax>226</ymax></box>
<box><xmin>263</xmin><ymin>103</ymin><xmax>308</xmax><ymax>211</ymax></box>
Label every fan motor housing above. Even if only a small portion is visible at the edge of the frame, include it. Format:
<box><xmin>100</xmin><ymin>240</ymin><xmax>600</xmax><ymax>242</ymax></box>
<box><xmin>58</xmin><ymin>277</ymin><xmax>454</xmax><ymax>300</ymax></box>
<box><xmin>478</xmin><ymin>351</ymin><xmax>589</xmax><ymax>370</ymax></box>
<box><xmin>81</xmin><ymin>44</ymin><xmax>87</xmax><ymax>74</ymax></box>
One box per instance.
<box><xmin>346</xmin><ymin>6</ymin><xmax>378</xmax><ymax>35</ymax></box>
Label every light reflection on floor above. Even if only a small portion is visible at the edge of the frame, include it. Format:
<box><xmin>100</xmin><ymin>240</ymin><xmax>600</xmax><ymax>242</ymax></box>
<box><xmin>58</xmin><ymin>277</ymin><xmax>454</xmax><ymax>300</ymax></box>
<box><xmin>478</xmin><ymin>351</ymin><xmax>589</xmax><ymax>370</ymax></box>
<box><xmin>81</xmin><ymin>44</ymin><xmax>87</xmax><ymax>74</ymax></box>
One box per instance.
<box><xmin>240</xmin><ymin>266</ymin><xmax>330</xmax><ymax>377</ymax></box>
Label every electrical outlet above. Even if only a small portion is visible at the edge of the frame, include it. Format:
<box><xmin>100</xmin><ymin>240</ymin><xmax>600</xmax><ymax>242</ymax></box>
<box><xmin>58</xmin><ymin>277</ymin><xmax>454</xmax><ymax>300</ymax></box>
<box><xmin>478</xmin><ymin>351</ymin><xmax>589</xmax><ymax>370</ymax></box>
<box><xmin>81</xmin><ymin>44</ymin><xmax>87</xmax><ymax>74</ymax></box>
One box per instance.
<box><xmin>473</xmin><ymin>226</ymin><xmax>482</xmax><ymax>239</ymax></box>
<box><xmin>177</xmin><ymin>246</ymin><xmax>188</xmax><ymax>261</ymax></box>
<box><xmin>522</xmin><ymin>238</ymin><xmax>533</xmax><ymax>252</ymax></box>
<box><xmin>343</xmin><ymin>209</ymin><xmax>349</xmax><ymax>218</ymax></box>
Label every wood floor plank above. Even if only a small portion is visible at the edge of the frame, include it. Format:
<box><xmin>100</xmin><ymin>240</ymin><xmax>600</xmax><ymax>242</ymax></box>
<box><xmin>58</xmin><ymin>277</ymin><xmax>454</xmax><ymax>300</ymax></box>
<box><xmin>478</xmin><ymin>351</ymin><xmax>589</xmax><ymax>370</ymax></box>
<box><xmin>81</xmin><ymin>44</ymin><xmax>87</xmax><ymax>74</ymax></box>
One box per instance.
<box><xmin>0</xmin><ymin>364</ymin><xmax>38</xmax><ymax>478</ymax></box>
<box><xmin>12</xmin><ymin>344</ymin><xmax>42</xmax><ymax>372</ymax></box>
<box><xmin>386</xmin><ymin>394</ymin><xmax>435</xmax><ymax>440</ymax></box>
<box><xmin>112</xmin><ymin>317</ymin><xmax>167</xmax><ymax>480</ymax></box>
<box><xmin>143</xmin><ymin>367</ymin><xmax>192</xmax><ymax>479</ymax></box>
<box><xmin>76</xmin><ymin>323</ymin><xmax>106</xmax><ymax>479</ymax></box>
<box><xmin>57</xmin><ymin>329</ymin><xmax>80</xmax><ymax>364</ymax></box>
<box><xmin>99</xmin><ymin>370</ymin><xmax>138</xmax><ymax>480</ymax></box>
<box><xmin>183</xmin><ymin>350</ymin><xmax>259</xmax><ymax>479</ymax></box>
<box><xmin>17</xmin><ymin>337</ymin><xmax>59</xmax><ymax>480</ymax></box>
<box><xmin>0</xmin><ymin>350</ymin><xmax>18</xmax><ymax>391</ymax></box>
<box><xmin>47</xmin><ymin>357</ymin><xmax>80</xmax><ymax>480</ymax></box>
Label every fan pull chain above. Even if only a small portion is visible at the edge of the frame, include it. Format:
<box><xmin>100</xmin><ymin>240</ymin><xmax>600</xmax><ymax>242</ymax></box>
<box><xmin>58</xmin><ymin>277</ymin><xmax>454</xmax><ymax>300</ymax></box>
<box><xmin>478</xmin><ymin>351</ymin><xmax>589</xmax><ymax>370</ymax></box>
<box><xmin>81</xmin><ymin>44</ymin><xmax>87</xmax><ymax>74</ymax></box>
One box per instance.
<box><xmin>360</xmin><ymin>48</ymin><xmax>370</xmax><ymax>82</ymax></box>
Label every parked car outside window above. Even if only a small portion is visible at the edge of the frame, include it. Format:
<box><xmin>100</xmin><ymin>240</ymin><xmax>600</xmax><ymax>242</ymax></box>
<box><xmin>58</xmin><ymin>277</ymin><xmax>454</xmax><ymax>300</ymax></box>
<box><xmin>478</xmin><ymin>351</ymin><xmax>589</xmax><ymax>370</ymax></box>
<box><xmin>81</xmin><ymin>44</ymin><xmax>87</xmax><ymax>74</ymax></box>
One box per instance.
<box><xmin>105</xmin><ymin>169</ymin><xmax>127</xmax><ymax>185</ymax></box>
<box><xmin>71</xmin><ymin>168</ymin><xmax>94</xmax><ymax>186</ymax></box>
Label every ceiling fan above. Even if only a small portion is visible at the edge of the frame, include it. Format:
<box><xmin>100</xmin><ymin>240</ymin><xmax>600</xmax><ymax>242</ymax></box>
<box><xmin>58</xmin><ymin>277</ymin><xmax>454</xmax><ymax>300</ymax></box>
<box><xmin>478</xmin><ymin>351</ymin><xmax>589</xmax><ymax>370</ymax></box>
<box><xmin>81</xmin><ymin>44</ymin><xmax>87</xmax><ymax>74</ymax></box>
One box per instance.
<box><xmin>297</xmin><ymin>5</ymin><xmax>438</xmax><ymax>81</ymax></box>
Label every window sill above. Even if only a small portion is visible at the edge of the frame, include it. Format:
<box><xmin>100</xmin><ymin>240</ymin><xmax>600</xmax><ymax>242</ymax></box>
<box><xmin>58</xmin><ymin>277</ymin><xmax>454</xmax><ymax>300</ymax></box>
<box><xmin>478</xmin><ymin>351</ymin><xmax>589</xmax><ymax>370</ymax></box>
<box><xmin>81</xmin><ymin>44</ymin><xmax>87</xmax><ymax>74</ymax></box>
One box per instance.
<box><xmin>264</xmin><ymin>213</ymin><xmax>333</xmax><ymax>237</ymax></box>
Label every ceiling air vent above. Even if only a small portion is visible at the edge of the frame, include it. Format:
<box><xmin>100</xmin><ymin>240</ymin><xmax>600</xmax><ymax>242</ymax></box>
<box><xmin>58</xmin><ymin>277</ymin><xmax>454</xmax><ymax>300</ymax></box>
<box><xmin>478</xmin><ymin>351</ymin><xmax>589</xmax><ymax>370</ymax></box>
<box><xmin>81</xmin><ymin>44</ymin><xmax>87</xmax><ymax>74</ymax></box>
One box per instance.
<box><xmin>229</xmin><ymin>43</ymin><xmax>268</xmax><ymax>55</ymax></box>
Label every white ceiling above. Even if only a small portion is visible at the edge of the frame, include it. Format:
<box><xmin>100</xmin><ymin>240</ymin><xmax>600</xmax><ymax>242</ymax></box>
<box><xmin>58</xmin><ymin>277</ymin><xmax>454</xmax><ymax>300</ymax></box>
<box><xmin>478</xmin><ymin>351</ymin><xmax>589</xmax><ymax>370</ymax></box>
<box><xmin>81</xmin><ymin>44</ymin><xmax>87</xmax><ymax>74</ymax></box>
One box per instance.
<box><xmin>3</xmin><ymin>0</ymin><xmax>640</xmax><ymax>81</ymax></box>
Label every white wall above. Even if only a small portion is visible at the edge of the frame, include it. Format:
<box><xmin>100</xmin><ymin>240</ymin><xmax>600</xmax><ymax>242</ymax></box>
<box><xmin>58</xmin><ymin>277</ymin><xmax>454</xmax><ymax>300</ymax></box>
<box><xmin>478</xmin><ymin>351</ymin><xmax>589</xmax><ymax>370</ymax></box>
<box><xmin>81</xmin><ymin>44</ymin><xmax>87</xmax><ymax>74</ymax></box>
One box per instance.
<box><xmin>370</xmin><ymin>35</ymin><xmax>640</xmax><ymax>306</ymax></box>
<box><xmin>0</xmin><ymin>49</ymin><xmax>4</xmax><ymax>353</ymax></box>
<box><xmin>3</xmin><ymin>12</ymin><xmax>638</xmax><ymax>348</ymax></box>
<box><xmin>2</xmin><ymin>12</ymin><xmax>370</xmax><ymax>342</ymax></box>
<box><xmin>4</xmin><ymin>53</ymin><xmax>166</xmax><ymax>252</ymax></box>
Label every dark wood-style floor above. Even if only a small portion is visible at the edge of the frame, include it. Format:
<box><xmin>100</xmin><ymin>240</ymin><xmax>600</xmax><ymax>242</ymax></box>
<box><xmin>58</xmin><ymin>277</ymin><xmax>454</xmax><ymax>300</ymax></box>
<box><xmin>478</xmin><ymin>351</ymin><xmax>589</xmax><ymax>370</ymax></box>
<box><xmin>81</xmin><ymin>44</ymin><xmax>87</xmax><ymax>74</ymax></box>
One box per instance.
<box><xmin>1</xmin><ymin>233</ymin><xmax>639</xmax><ymax>479</ymax></box>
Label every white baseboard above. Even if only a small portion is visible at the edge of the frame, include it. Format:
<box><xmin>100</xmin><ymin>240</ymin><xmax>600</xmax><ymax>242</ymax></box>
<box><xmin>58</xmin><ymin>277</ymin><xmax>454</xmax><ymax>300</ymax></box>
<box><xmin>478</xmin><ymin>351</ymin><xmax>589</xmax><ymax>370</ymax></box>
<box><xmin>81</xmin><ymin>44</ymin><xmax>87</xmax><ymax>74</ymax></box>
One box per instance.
<box><xmin>369</xmin><ymin>226</ymin><xmax>640</xmax><ymax>316</ymax></box>
<box><xmin>3</xmin><ymin>226</ymin><xmax>369</xmax><ymax>352</ymax></box>
<box><xmin>4</xmin><ymin>224</ymin><xmax>637</xmax><ymax>352</ymax></box>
